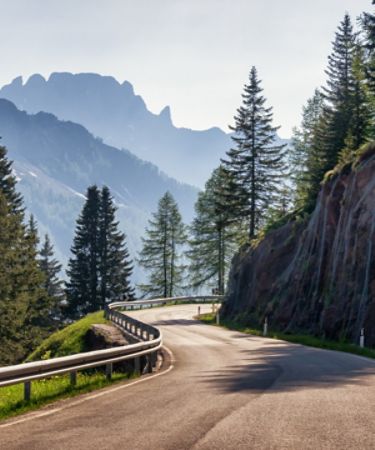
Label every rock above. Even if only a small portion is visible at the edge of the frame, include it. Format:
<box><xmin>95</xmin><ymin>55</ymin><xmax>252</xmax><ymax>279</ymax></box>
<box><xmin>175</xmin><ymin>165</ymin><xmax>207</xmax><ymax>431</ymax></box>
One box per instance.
<box><xmin>85</xmin><ymin>324</ymin><xmax>129</xmax><ymax>350</ymax></box>
<box><xmin>223</xmin><ymin>144</ymin><xmax>375</xmax><ymax>347</ymax></box>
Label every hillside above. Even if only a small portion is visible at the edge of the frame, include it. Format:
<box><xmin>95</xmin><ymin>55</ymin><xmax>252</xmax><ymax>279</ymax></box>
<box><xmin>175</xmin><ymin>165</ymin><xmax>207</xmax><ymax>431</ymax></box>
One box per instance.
<box><xmin>222</xmin><ymin>145</ymin><xmax>375</xmax><ymax>347</ymax></box>
<box><xmin>0</xmin><ymin>99</ymin><xmax>198</xmax><ymax>280</ymax></box>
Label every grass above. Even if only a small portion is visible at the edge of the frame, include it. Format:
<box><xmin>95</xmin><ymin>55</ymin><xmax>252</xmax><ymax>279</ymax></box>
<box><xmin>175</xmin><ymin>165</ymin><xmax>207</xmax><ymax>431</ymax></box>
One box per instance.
<box><xmin>26</xmin><ymin>311</ymin><xmax>110</xmax><ymax>362</ymax></box>
<box><xmin>0</xmin><ymin>311</ymin><xmax>136</xmax><ymax>421</ymax></box>
<box><xmin>199</xmin><ymin>313</ymin><xmax>375</xmax><ymax>360</ymax></box>
<box><xmin>0</xmin><ymin>371</ymin><xmax>133</xmax><ymax>421</ymax></box>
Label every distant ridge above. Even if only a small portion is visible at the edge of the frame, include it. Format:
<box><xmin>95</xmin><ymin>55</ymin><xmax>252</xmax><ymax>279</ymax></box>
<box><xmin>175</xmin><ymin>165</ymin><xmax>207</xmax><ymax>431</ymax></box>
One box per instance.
<box><xmin>0</xmin><ymin>72</ymin><xmax>234</xmax><ymax>187</ymax></box>
<box><xmin>0</xmin><ymin>98</ymin><xmax>198</xmax><ymax>283</ymax></box>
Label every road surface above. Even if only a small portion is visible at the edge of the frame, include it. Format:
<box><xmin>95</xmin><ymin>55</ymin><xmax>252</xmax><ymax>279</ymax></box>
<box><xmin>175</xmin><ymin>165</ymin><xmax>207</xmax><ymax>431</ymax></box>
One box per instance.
<box><xmin>1</xmin><ymin>304</ymin><xmax>374</xmax><ymax>449</ymax></box>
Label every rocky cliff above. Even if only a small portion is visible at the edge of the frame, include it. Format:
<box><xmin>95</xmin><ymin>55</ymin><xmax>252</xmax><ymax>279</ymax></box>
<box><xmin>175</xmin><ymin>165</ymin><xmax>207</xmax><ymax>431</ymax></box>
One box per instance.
<box><xmin>222</xmin><ymin>144</ymin><xmax>375</xmax><ymax>347</ymax></box>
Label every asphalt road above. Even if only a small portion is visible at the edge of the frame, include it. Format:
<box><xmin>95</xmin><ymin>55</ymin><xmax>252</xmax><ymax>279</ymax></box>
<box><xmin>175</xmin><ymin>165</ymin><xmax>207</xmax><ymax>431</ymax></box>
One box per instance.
<box><xmin>1</xmin><ymin>304</ymin><xmax>375</xmax><ymax>449</ymax></box>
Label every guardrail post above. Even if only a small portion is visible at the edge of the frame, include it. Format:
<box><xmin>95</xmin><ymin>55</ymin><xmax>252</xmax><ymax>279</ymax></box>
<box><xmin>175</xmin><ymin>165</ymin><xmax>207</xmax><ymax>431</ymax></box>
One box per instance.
<box><xmin>106</xmin><ymin>363</ymin><xmax>113</xmax><ymax>380</ymax></box>
<box><xmin>134</xmin><ymin>357</ymin><xmax>140</xmax><ymax>374</ymax></box>
<box><xmin>147</xmin><ymin>354</ymin><xmax>153</xmax><ymax>373</ymax></box>
<box><xmin>24</xmin><ymin>381</ymin><xmax>31</xmax><ymax>402</ymax></box>
<box><xmin>70</xmin><ymin>370</ymin><xmax>77</xmax><ymax>386</ymax></box>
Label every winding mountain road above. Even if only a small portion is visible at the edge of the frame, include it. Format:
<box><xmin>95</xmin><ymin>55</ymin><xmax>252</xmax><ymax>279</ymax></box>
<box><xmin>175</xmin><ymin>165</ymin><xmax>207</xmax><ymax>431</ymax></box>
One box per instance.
<box><xmin>1</xmin><ymin>304</ymin><xmax>375</xmax><ymax>449</ymax></box>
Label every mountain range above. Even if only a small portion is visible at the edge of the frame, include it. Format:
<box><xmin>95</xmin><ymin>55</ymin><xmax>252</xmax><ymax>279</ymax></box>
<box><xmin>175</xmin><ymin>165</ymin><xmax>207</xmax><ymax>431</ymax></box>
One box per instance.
<box><xmin>0</xmin><ymin>73</ymin><xmax>235</xmax><ymax>188</ymax></box>
<box><xmin>0</xmin><ymin>98</ymin><xmax>198</xmax><ymax>283</ymax></box>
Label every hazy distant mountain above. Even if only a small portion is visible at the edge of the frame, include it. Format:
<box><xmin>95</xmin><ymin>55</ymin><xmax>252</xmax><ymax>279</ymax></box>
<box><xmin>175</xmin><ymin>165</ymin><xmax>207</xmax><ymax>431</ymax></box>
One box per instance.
<box><xmin>0</xmin><ymin>72</ymin><xmax>233</xmax><ymax>187</ymax></box>
<box><xmin>0</xmin><ymin>99</ymin><xmax>198</xmax><ymax>283</ymax></box>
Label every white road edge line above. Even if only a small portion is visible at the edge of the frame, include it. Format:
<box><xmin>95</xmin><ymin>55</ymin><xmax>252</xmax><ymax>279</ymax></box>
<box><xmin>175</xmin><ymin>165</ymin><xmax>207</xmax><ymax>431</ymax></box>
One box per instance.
<box><xmin>0</xmin><ymin>345</ymin><xmax>175</xmax><ymax>429</ymax></box>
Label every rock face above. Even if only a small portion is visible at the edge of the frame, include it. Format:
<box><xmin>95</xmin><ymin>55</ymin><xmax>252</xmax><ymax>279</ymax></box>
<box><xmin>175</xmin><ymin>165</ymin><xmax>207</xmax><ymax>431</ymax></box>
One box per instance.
<box><xmin>85</xmin><ymin>324</ymin><xmax>129</xmax><ymax>350</ymax></box>
<box><xmin>222</xmin><ymin>145</ymin><xmax>375</xmax><ymax>347</ymax></box>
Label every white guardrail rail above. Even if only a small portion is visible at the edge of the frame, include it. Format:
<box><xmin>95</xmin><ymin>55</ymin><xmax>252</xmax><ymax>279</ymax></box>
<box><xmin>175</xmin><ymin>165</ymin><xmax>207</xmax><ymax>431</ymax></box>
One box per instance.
<box><xmin>0</xmin><ymin>295</ymin><xmax>223</xmax><ymax>401</ymax></box>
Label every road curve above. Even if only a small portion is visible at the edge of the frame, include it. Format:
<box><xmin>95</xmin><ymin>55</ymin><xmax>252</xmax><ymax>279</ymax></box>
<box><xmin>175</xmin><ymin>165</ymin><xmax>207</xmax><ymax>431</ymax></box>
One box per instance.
<box><xmin>1</xmin><ymin>304</ymin><xmax>374</xmax><ymax>449</ymax></box>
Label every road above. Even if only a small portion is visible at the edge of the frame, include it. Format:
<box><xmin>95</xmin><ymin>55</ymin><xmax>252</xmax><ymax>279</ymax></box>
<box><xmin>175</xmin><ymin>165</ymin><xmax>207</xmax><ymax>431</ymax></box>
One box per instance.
<box><xmin>1</xmin><ymin>304</ymin><xmax>375</xmax><ymax>449</ymax></box>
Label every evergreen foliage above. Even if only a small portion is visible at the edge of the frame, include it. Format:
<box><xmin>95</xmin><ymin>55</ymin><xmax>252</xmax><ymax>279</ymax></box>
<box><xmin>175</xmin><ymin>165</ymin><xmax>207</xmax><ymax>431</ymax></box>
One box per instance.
<box><xmin>138</xmin><ymin>192</ymin><xmax>187</xmax><ymax>298</ymax></box>
<box><xmin>0</xmin><ymin>147</ymin><xmax>50</xmax><ymax>364</ymax></box>
<box><xmin>318</xmin><ymin>14</ymin><xmax>357</xmax><ymax>172</ymax></box>
<box><xmin>290</xmin><ymin>90</ymin><xmax>326</xmax><ymax>211</ymax></box>
<box><xmin>39</xmin><ymin>233</ymin><xmax>65</xmax><ymax>325</ymax></box>
<box><xmin>99</xmin><ymin>186</ymin><xmax>135</xmax><ymax>306</ymax></box>
<box><xmin>66</xmin><ymin>186</ymin><xmax>101</xmax><ymax>318</ymax></box>
<box><xmin>221</xmin><ymin>66</ymin><xmax>287</xmax><ymax>239</ymax></box>
<box><xmin>66</xmin><ymin>185</ymin><xmax>134</xmax><ymax>318</ymax></box>
<box><xmin>187</xmin><ymin>166</ymin><xmax>242</xmax><ymax>294</ymax></box>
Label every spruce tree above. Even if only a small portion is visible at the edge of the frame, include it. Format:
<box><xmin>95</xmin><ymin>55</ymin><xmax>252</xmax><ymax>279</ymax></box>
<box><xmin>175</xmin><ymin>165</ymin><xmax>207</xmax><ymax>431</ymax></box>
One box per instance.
<box><xmin>319</xmin><ymin>14</ymin><xmax>356</xmax><ymax>170</ymax></box>
<box><xmin>99</xmin><ymin>186</ymin><xmax>134</xmax><ymax>306</ymax></box>
<box><xmin>0</xmin><ymin>147</ymin><xmax>52</xmax><ymax>363</ymax></box>
<box><xmin>66</xmin><ymin>185</ymin><xmax>101</xmax><ymax>318</ymax></box>
<box><xmin>361</xmin><ymin>3</ymin><xmax>375</xmax><ymax>97</ymax></box>
<box><xmin>39</xmin><ymin>233</ymin><xmax>65</xmax><ymax>324</ymax></box>
<box><xmin>290</xmin><ymin>89</ymin><xmax>325</xmax><ymax>211</ymax></box>
<box><xmin>138</xmin><ymin>192</ymin><xmax>186</xmax><ymax>298</ymax></box>
<box><xmin>22</xmin><ymin>215</ymin><xmax>51</xmax><ymax>352</ymax></box>
<box><xmin>340</xmin><ymin>44</ymin><xmax>372</xmax><ymax>162</ymax></box>
<box><xmin>222</xmin><ymin>66</ymin><xmax>287</xmax><ymax>239</ymax></box>
<box><xmin>187</xmin><ymin>167</ymin><xmax>240</xmax><ymax>294</ymax></box>
<box><xmin>360</xmin><ymin>5</ymin><xmax>375</xmax><ymax>138</ymax></box>
<box><xmin>0</xmin><ymin>144</ymin><xmax>24</xmax><ymax>214</ymax></box>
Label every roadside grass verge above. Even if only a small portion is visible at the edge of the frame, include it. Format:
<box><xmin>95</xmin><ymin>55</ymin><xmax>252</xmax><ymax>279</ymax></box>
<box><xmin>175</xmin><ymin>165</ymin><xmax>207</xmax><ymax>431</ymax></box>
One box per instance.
<box><xmin>0</xmin><ymin>371</ymin><xmax>133</xmax><ymax>421</ymax></box>
<box><xmin>26</xmin><ymin>311</ymin><xmax>110</xmax><ymax>362</ymax></box>
<box><xmin>0</xmin><ymin>311</ymin><xmax>133</xmax><ymax>422</ymax></box>
<box><xmin>199</xmin><ymin>313</ymin><xmax>375</xmax><ymax>360</ymax></box>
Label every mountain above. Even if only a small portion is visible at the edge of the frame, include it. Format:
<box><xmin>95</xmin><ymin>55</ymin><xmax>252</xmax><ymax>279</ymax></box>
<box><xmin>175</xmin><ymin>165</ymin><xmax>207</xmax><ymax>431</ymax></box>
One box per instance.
<box><xmin>0</xmin><ymin>73</ymin><xmax>233</xmax><ymax>187</ymax></box>
<box><xmin>222</xmin><ymin>144</ymin><xmax>375</xmax><ymax>347</ymax></box>
<box><xmin>0</xmin><ymin>99</ymin><xmax>198</xmax><ymax>283</ymax></box>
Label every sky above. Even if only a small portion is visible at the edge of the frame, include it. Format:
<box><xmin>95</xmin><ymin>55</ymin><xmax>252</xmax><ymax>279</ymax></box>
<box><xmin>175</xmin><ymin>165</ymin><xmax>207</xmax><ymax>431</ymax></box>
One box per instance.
<box><xmin>0</xmin><ymin>0</ymin><xmax>372</xmax><ymax>137</ymax></box>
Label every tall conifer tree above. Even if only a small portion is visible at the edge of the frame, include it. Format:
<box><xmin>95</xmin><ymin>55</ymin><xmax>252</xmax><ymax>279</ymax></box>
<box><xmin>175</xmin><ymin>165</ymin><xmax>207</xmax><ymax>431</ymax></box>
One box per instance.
<box><xmin>187</xmin><ymin>167</ymin><xmax>240</xmax><ymax>294</ymax></box>
<box><xmin>66</xmin><ymin>185</ymin><xmax>101</xmax><ymax>318</ymax></box>
<box><xmin>222</xmin><ymin>66</ymin><xmax>287</xmax><ymax>239</ymax></box>
<box><xmin>138</xmin><ymin>192</ymin><xmax>186</xmax><ymax>298</ymax></box>
<box><xmin>39</xmin><ymin>233</ymin><xmax>65</xmax><ymax>324</ymax></box>
<box><xmin>319</xmin><ymin>14</ymin><xmax>356</xmax><ymax>169</ymax></box>
<box><xmin>99</xmin><ymin>186</ymin><xmax>134</xmax><ymax>306</ymax></box>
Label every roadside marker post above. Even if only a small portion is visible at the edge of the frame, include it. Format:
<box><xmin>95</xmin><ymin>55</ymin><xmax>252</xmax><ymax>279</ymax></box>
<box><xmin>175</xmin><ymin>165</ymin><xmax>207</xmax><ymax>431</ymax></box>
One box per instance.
<box><xmin>197</xmin><ymin>306</ymin><xmax>201</xmax><ymax>317</ymax></box>
<box><xmin>360</xmin><ymin>328</ymin><xmax>365</xmax><ymax>348</ymax></box>
<box><xmin>216</xmin><ymin>311</ymin><xmax>220</xmax><ymax>325</ymax></box>
<box><xmin>263</xmin><ymin>317</ymin><xmax>268</xmax><ymax>336</ymax></box>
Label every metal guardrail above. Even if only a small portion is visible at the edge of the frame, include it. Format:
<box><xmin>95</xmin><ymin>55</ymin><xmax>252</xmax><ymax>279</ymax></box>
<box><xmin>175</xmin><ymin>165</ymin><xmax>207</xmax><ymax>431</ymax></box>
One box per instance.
<box><xmin>0</xmin><ymin>295</ymin><xmax>223</xmax><ymax>401</ymax></box>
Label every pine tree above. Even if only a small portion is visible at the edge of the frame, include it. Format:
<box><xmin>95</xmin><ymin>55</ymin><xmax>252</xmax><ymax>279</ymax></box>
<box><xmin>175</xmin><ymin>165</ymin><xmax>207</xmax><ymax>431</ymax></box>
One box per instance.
<box><xmin>222</xmin><ymin>66</ymin><xmax>287</xmax><ymax>239</ymax></box>
<box><xmin>360</xmin><ymin>4</ymin><xmax>375</xmax><ymax>138</ymax></box>
<box><xmin>319</xmin><ymin>14</ymin><xmax>357</xmax><ymax>170</ymax></box>
<box><xmin>187</xmin><ymin>167</ymin><xmax>241</xmax><ymax>294</ymax></box>
<box><xmin>22</xmin><ymin>215</ymin><xmax>51</xmax><ymax>353</ymax></box>
<box><xmin>66</xmin><ymin>185</ymin><xmax>135</xmax><ymax>318</ymax></box>
<box><xmin>0</xmin><ymin>144</ymin><xmax>24</xmax><ymax>214</ymax></box>
<box><xmin>340</xmin><ymin>44</ymin><xmax>373</xmax><ymax>162</ymax></box>
<box><xmin>138</xmin><ymin>192</ymin><xmax>187</xmax><ymax>298</ymax></box>
<box><xmin>0</xmin><ymin>190</ymin><xmax>28</xmax><ymax>363</ymax></box>
<box><xmin>361</xmin><ymin>3</ymin><xmax>375</xmax><ymax>97</ymax></box>
<box><xmin>290</xmin><ymin>89</ymin><xmax>325</xmax><ymax>210</ymax></box>
<box><xmin>39</xmin><ymin>233</ymin><xmax>65</xmax><ymax>324</ymax></box>
<box><xmin>0</xmin><ymin>147</ymin><xmax>50</xmax><ymax>364</ymax></box>
<box><xmin>99</xmin><ymin>186</ymin><xmax>134</xmax><ymax>306</ymax></box>
<box><xmin>66</xmin><ymin>185</ymin><xmax>101</xmax><ymax>318</ymax></box>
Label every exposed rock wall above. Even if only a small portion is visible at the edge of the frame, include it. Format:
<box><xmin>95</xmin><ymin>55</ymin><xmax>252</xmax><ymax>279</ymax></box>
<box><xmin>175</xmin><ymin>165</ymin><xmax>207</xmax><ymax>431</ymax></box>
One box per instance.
<box><xmin>222</xmin><ymin>146</ymin><xmax>375</xmax><ymax>347</ymax></box>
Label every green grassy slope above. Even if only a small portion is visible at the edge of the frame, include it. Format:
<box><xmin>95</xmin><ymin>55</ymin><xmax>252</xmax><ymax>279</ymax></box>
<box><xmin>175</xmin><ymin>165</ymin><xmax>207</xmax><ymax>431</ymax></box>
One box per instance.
<box><xmin>26</xmin><ymin>311</ymin><xmax>109</xmax><ymax>362</ymax></box>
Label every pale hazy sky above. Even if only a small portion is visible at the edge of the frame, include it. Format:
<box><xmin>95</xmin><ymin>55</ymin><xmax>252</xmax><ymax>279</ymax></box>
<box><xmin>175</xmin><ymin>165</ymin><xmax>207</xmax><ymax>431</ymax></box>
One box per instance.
<box><xmin>0</xmin><ymin>0</ymin><xmax>372</xmax><ymax>137</ymax></box>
